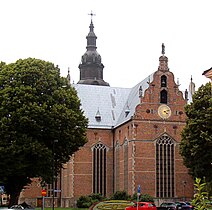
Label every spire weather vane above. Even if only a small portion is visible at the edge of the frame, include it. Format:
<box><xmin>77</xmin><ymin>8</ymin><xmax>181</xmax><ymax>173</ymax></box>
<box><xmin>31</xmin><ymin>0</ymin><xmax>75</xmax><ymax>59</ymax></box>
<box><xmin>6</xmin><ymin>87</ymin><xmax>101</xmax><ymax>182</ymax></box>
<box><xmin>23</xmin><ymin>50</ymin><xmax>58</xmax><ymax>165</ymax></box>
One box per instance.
<box><xmin>88</xmin><ymin>11</ymin><xmax>96</xmax><ymax>20</ymax></box>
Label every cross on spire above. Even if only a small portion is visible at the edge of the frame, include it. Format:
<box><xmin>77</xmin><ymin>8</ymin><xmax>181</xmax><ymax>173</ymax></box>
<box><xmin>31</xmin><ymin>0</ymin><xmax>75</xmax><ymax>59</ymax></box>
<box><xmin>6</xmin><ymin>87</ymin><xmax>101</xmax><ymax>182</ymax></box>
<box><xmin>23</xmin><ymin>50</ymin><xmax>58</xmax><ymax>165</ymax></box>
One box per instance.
<box><xmin>88</xmin><ymin>11</ymin><xmax>96</xmax><ymax>20</ymax></box>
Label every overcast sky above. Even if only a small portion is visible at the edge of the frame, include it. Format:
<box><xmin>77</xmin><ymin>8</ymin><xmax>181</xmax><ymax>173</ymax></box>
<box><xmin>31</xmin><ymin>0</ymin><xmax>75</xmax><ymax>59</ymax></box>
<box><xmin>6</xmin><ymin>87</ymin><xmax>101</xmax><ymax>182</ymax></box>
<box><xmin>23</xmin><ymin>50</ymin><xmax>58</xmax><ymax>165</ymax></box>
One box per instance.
<box><xmin>0</xmin><ymin>0</ymin><xmax>211</xmax><ymax>91</ymax></box>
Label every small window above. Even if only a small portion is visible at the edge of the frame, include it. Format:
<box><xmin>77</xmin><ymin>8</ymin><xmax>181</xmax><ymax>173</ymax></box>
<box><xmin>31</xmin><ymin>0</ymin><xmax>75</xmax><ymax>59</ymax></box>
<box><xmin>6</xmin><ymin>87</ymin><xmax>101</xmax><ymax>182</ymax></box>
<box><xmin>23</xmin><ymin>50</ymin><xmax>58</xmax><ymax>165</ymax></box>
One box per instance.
<box><xmin>95</xmin><ymin>109</ymin><xmax>101</xmax><ymax>121</ymax></box>
<box><xmin>161</xmin><ymin>75</ymin><xmax>167</xmax><ymax>87</ymax></box>
<box><xmin>95</xmin><ymin>115</ymin><xmax>101</xmax><ymax>122</ymax></box>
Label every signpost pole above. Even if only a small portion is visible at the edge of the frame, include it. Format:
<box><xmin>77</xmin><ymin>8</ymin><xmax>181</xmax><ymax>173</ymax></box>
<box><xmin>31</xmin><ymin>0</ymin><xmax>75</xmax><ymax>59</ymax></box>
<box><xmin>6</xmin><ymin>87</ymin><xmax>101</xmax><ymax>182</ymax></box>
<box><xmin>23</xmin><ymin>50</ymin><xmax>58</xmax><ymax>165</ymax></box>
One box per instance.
<box><xmin>41</xmin><ymin>189</ymin><xmax>47</xmax><ymax>210</ymax></box>
<box><xmin>137</xmin><ymin>185</ymin><xmax>141</xmax><ymax>210</ymax></box>
<box><xmin>42</xmin><ymin>196</ymin><xmax>45</xmax><ymax>210</ymax></box>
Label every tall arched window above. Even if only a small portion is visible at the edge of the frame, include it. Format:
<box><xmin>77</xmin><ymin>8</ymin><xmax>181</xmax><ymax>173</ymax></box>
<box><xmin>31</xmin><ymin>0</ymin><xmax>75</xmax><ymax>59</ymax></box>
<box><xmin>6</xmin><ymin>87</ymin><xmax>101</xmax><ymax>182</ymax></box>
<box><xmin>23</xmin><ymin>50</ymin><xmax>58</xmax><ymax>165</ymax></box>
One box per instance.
<box><xmin>92</xmin><ymin>142</ymin><xmax>107</xmax><ymax>196</ymax></box>
<box><xmin>115</xmin><ymin>141</ymin><xmax>120</xmax><ymax>191</ymax></box>
<box><xmin>156</xmin><ymin>134</ymin><xmax>175</xmax><ymax>198</ymax></box>
<box><xmin>124</xmin><ymin>139</ymin><xmax>128</xmax><ymax>191</ymax></box>
<box><xmin>160</xmin><ymin>89</ymin><xmax>168</xmax><ymax>104</ymax></box>
<box><xmin>161</xmin><ymin>75</ymin><xmax>167</xmax><ymax>87</ymax></box>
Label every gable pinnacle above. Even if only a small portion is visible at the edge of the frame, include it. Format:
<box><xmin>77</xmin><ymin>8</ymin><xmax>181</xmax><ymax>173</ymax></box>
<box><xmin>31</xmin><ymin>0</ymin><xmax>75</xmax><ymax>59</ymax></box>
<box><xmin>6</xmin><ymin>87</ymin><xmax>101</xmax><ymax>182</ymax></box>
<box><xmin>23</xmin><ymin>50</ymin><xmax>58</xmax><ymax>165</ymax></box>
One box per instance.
<box><xmin>162</xmin><ymin>43</ymin><xmax>165</xmax><ymax>55</ymax></box>
<box><xmin>158</xmin><ymin>43</ymin><xmax>169</xmax><ymax>72</ymax></box>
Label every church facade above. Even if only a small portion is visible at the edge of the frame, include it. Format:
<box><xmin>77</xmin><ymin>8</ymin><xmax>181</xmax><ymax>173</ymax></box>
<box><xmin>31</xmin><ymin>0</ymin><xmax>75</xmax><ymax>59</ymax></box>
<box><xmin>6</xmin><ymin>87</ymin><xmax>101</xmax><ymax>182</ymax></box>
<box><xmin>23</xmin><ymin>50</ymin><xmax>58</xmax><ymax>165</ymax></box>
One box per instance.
<box><xmin>20</xmin><ymin>19</ymin><xmax>195</xmax><ymax>207</ymax></box>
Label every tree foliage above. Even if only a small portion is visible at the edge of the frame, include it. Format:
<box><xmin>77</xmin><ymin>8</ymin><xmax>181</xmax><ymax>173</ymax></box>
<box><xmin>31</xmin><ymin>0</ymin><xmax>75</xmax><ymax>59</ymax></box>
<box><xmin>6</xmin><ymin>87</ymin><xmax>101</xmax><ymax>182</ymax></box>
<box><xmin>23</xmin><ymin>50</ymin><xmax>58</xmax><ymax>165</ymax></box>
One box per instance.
<box><xmin>0</xmin><ymin>61</ymin><xmax>6</xmax><ymax>69</ymax></box>
<box><xmin>192</xmin><ymin>178</ymin><xmax>210</xmax><ymax>210</ymax></box>
<box><xmin>180</xmin><ymin>83</ymin><xmax>212</xmax><ymax>185</ymax></box>
<box><xmin>0</xmin><ymin>58</ymin><xmax>88</xmax><ymax>205</ymax></box>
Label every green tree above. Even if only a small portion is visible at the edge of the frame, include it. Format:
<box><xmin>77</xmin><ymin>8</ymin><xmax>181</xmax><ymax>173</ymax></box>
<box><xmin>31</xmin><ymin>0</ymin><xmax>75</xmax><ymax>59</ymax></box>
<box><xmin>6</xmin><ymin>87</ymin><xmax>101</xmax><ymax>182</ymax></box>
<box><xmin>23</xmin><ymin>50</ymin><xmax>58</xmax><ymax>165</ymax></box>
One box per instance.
<box><xmin>0</xmin><ymin>58</ymin><xmax>88</xmax><ymax>206</ymax></box>
<box><xmin>180</xmin><ymin>83</ymin><xmax>212</xmax><ymax>190</ymax></box>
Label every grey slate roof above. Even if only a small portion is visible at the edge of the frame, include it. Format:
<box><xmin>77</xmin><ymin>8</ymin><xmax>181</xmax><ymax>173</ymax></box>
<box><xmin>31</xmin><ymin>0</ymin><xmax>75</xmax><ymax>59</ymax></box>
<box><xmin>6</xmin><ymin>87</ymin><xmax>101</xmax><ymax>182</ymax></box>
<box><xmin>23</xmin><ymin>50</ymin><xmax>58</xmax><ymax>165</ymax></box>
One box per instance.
<box><xmin>73</xmin><ymin>73</ymin><xmax>154</xmax><ymax>129</ymax></box>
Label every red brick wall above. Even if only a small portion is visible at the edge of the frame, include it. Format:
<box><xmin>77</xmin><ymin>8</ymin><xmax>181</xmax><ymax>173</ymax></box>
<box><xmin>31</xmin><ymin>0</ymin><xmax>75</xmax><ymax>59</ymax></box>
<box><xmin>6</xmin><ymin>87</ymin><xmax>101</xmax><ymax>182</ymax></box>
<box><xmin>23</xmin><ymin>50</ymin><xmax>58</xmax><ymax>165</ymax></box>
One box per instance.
<box><xmin>22</xmin><ymin>66</ymin><xmax>194</xmax><ymax>204</ymax></box>
<box><xmin>112</xmin><ymin>67</ymin><xmax>193</xmax><ymax>199</ymax></box>
<box><xmin>70</xmin><ymin>129</ymin><xmax>114</xmax><ymax>198</ymax></box>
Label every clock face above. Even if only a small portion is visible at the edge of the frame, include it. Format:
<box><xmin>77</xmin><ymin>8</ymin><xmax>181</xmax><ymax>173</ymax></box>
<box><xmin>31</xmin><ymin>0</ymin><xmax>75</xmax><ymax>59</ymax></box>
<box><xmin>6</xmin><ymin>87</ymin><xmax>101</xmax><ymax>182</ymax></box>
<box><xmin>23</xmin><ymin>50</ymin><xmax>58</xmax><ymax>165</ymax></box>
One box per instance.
<box><xmin>158</xmin><ymin>104</ymin><xmax>171</xmax><ymax>119</ymax></box>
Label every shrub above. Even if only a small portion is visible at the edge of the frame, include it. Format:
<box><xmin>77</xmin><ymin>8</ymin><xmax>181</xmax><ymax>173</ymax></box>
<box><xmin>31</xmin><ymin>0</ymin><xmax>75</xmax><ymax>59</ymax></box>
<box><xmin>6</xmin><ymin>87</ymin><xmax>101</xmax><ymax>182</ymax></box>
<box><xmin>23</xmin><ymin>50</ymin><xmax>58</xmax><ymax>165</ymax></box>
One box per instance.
<box><xmin>77</xmin><ymin>195</ymin><xmax>92</xmax><ymax>208</ymax></box>
<box><xmin>132</xmin><ymin>193</ymin><xmax>154</xmax><ymax>202</ymax></box>
<box><xmin>110</xmin><ymin>190</ymin><xmax>131</xmax><ymax>200</ymax></box>
<box><xmin>89</xmin><ymin>193</ymin><xmax>105</xmax><ymax>202</ymax></box>
<box><xmin>77</xmin><ymin>193</ymin><xmax>106</xmax><ymax>208</ymax></box>
<box><xmin>132</xmin><ymin>193</ymin><xmax>139</xmax><ymax>201</ymax></box>
<box><xmin>140</xmin><ymin>194</ymin><xmax>154</xmax><ymax>202</ymax></box>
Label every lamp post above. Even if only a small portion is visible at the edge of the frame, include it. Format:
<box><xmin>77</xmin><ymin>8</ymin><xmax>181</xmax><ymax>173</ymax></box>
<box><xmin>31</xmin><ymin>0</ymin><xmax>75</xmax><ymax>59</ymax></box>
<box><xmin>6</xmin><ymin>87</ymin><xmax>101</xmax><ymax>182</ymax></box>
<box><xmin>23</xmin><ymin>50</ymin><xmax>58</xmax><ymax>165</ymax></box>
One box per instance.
<box><xmin>182</xmin><ymin>181</ymin><xmax>187</xmax><ymax>201</ymax></box>
<box><xmin>52</xmin><ymin>140</ymin><xmax>58</xmax><ymax>210</ymax></box>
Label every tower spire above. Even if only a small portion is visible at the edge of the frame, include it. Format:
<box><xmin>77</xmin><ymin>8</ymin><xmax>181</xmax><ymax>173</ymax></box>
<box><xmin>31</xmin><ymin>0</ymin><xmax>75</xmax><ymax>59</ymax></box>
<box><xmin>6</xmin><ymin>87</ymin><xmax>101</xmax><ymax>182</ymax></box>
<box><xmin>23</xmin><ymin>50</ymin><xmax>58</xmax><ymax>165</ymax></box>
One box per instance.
<box><xmin>86</xmin><ymin>11</ymin><xmax>97</xmax><ymax>51</ymax></box>
<box><xmin>77</xmin><ymin>13</ymin><xmax>109</xmax><ymax>86</ymax></box>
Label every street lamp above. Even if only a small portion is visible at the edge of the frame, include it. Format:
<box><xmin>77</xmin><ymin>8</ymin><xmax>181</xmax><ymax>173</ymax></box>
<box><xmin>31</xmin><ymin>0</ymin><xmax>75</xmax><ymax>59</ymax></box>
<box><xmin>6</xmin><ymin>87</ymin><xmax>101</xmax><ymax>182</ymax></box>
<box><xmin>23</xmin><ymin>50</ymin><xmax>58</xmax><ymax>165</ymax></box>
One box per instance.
<box><xmin>182</xmin><ymin>181</ymin><xmax>187</xmax><ymax>201</ymax></box>
<box><xmin>52</xmin><ymin>140</ymin><xmax>58</xmax><ymax>210</ymax></box>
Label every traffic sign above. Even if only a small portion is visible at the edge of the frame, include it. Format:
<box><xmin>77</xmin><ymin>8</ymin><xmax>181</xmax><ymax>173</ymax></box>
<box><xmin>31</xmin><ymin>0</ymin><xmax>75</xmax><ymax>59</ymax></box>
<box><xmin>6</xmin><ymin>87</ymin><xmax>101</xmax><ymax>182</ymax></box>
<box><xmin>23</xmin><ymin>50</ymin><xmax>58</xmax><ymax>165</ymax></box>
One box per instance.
<box><xmin>0</xmin><ymin>186</ymin><xmax>5</xmax><ymax>194</ymax></box>
<box><xmin>54</xmin><ymin>189</ymin><xmax>61</xmax><ymax>192</ymax></box>
<box><xmin>41</xmin><ymin>189</ymin><xmax>47</xmax><ymax>197</ymax></box>
<box><xmin>137</xmin><ymin>185</ymin><xmax>141</xmax><ymax>195</ymax></box>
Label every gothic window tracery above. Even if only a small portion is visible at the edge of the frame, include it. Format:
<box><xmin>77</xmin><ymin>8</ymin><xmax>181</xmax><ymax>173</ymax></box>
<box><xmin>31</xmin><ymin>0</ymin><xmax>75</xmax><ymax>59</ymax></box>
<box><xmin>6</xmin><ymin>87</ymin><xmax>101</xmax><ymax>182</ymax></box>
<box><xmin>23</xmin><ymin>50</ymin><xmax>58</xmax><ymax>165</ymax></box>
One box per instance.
<box><xmin>92</xmin><ymin>142</ymin><xmax>107</xmax><ymax>196</ymax></box>
<box><xmin>124</xmin><ymin>139</ymin><xmax>128</xmax><ymax>191</ymax></box>
<box><xmin>156</xmin><ymin>135</ymin><xmax>175</xmax><ymax>198</ymax></box>
<box><xmin>115</xmin><ymin>141</ymin><xmax>120</xmax><ymax>191</ymax></box>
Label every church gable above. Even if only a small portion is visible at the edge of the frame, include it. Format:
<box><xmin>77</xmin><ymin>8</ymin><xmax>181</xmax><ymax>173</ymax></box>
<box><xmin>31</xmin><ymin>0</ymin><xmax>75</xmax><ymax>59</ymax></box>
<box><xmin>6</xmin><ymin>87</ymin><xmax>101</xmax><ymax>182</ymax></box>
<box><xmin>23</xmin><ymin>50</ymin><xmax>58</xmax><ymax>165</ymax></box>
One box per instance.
<box><xmin>134</xmin><ymin>45</ymin><xmax>187</xmax><ymax>122</ymax></box>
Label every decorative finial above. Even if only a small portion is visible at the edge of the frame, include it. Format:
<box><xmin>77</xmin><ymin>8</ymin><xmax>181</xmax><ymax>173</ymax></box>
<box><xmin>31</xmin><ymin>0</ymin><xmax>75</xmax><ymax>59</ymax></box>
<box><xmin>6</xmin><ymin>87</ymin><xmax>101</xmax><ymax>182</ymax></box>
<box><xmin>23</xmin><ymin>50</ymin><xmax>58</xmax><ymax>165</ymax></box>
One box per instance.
<box><xmin>88</xmin><ymin>11</ymin><xmax>96</xmax><ymax>20</ymax></box>
<box><xmin>162</xmin><ymin>43</ymin><xmax>165</xmax><ymax>55</ymax></box>
<box><xmin>139</xmin><ymin>85</ymin><xmax>143</xmax><ymax>98</ymax></box>
<box><xmin>189</xmin><ymin>76</ymin><xmax>195</xmax><ymax>95</ymax></box>
<box><xmin>185</xmin><ymin>89</ymin><xmax>188</xmax><ymax>101</ymax></box>
<box><xmin>177</xmin><ymin>78</ymin><xmax>180</xmax><ymax>86</ymax></box>
<box><xmin>67</xmin><ymin>67</ymin><xmax>71</xmax><ymax>86</ymax></box>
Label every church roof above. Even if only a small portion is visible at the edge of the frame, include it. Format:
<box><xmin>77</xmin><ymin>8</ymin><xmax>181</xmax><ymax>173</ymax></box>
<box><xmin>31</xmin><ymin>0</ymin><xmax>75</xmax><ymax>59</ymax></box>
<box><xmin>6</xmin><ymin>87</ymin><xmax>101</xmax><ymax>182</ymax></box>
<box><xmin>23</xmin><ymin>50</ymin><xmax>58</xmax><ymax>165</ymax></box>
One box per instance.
<box><xmin>73</xmin><ymin>73</ymin><xmax>153</xmax><ymax>129</ymax></box>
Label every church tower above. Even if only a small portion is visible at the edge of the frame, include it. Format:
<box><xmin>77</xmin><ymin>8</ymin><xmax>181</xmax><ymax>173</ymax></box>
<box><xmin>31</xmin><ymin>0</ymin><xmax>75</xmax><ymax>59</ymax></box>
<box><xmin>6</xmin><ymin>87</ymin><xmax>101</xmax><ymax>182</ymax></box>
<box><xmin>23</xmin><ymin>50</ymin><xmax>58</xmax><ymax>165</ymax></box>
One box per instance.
<box><xmin>78</xmin><ymin>16</ymin><xmax>109</xmax><ymax>86</ymax></box>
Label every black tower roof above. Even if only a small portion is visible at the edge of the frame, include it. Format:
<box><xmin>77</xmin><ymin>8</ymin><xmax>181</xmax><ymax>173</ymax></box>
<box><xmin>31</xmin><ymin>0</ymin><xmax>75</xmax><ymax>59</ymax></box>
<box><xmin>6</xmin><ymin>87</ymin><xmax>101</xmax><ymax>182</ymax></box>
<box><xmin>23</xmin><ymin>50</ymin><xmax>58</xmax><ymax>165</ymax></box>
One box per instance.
<box><xmin>78</xmin><ymin>16</ymin><xmax>109</xmax><ymax>86</ymax></box>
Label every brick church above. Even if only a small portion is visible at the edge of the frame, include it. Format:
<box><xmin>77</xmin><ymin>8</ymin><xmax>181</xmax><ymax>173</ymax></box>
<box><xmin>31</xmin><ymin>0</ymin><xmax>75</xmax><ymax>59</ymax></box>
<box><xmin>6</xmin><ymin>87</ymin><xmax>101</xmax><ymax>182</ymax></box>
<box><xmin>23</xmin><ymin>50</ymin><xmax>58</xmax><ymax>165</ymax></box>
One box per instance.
<box><xmin>20</xmin><ymin>19</ymin><xmax>196</xmax><ymax>206</ymax></box>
